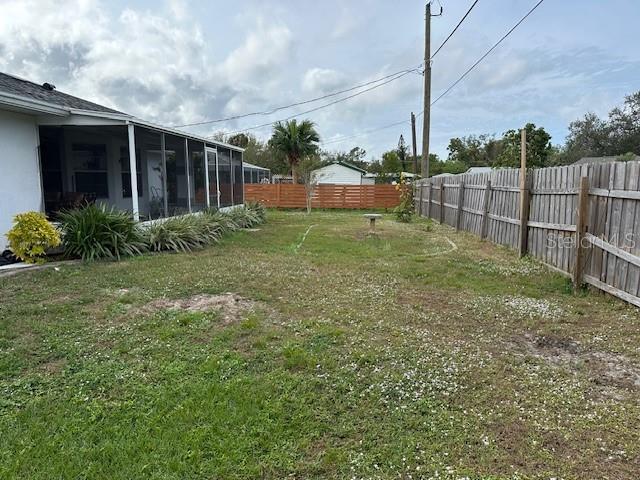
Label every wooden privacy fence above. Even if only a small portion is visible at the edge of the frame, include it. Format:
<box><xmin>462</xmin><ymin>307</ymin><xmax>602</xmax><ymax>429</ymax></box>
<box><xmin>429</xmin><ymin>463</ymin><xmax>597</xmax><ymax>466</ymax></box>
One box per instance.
<box><xmin>245</xmin><ymin>184</ymin><xmax>401</xmax><ymax>209</ymax></box>
<box><xmin>415</xmin><ymin>161</ymin><xmax>640</xmax><ymax>308</ymax></box>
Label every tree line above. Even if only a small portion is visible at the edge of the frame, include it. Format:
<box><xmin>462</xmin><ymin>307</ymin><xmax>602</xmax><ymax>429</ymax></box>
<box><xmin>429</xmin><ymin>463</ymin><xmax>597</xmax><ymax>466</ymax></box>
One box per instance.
<box><xmin>220</xmin><ymin>90</ymin><xmax>640</xmax><ymax>178</ymax></box>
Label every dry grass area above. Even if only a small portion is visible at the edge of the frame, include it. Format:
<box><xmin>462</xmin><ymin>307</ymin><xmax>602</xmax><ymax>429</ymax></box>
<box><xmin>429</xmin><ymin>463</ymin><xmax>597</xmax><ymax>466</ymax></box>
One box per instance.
<box><xmin>1</xmin><ymin>210</ymin><xmax>639</xmax><ymax>479</ymax></box>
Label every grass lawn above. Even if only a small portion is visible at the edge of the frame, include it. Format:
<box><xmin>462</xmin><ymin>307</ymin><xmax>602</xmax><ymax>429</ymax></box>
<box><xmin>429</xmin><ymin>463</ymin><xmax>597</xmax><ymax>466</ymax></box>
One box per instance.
<box><xmin>1</xmin><ymin>210</ymin><xmax>639</xmax><ymax>479</ymax></box>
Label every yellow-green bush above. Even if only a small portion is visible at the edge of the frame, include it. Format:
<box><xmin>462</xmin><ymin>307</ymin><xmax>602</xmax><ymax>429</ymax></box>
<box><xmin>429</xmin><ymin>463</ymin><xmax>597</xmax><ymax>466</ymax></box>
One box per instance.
<box><xmin>6</xmin><ymin>212</ymin><xmax>61</xmax><ymax>264</ymax></box>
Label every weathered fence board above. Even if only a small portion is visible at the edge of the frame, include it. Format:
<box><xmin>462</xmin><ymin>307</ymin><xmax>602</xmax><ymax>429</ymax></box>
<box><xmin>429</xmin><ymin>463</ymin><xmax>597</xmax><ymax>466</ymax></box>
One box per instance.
<box><xmin>245</xmin><ymin>184</ymin><xmax>400</xmax><ymax>209</ymax></box>
<box><xmin>416</xmin><ymin>161</ymin><xmax>640</xmax><ymax>308</ymax></box>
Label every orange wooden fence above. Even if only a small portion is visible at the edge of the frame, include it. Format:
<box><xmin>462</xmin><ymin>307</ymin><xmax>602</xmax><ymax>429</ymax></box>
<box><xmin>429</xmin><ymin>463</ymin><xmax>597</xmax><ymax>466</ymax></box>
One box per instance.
<box><xmin>245</xmin><ymin>184</ymin><xmax>401</xmax><ymax>209</ymax></box>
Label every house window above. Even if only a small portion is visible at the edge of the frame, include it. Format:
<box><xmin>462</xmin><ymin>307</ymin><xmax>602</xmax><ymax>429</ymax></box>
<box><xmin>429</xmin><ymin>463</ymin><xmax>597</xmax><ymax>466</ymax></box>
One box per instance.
<box><xmin>120</xmin><ymin>146</ymin><xmax>143</xmax><ymax>198</ymax></box>
<box><xmin>71</xmin><ymin>143</ymin><xmax>109</xmax><ymax>198</ymax></box>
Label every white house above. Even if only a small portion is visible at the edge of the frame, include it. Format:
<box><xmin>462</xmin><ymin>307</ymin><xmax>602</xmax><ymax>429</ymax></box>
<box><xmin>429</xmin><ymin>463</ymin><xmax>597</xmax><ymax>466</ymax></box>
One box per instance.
<box><xmin>312</xmin><ymin>161</ymin><xmax>374</xmax><ymax>185</ymax></box>
<box><xmin>0</xmin><ymin>72</ymin><xmax>245</xmax><ymax>249</ymax></box>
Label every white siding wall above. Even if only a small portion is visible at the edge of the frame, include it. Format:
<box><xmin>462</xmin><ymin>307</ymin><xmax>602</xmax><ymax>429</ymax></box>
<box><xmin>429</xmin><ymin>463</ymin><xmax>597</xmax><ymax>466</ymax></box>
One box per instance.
<box><xmin>313</xmin><ymin>164</ymin><xmax>363</xmax><ymax>185</ymax></box>
<box><xmin>0</xmin><ymin>110</ymin><xmax>42</xmax><ymax>249</ymax></box>
<box><xmin>361</xmin><ymin>176</ymin><xmax>375</xmax><ymax>185</ymax></box>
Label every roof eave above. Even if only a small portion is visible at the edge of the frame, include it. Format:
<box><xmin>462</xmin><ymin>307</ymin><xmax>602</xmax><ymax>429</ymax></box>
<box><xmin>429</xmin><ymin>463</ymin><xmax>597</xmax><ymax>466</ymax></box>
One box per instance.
<box><xmin>128</xmin><ymin>117</ymin><xmax>244</xmax><ymax>152</ymax></box>
<box><xmin>0</xmin><ymin>91</ymin><xmax>69</xmax><ymax>116</ymax></box>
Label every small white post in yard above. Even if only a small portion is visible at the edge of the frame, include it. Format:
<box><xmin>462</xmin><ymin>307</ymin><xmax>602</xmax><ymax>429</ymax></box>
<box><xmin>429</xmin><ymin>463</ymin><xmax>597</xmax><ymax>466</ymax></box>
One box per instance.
<box><xmin>127</xmin><ymin>123</ymin><xmax>139</xmax><ymax>222</ymax></box>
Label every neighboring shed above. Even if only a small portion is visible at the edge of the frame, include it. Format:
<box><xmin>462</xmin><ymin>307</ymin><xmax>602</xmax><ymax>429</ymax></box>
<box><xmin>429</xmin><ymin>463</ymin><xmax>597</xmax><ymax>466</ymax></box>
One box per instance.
<box><xmin>312</xmin><ymin>161</ymin><xmax>371</xmax><ymax>185</ymax></box>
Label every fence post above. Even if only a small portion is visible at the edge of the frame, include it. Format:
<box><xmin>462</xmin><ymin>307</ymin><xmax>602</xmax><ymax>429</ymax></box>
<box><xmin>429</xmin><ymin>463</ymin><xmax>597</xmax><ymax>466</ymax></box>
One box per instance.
<box><xmin>481</xmin><ymin>180</ymin><xmax>491</xmax><ymax>239</ymax></box>
<box><xmin>518</xmin><ymin>129</ymin><xmax>529</xmax><ymax>257</ymax></box>
<box><xmin>439</xmin><ymin>181</ymin><xmax>445</xmax><ymax>224</ymax></box>
<box><xmin>518</xmin><ymin>173</ymin><xmax>532</xmax><ymax>257</ymax></box>
<box><xmin>456</xmin><ymin>181</ymin><xmax>465</xmax><ymax>231</ymax></box>
<box><xmin>573</xmin><ymin>176</ymin><xmax>590</xmax><ymax>288</ymax></box>
<box><xmin>276</xmin><ymin>183</ymin><xmax>281</xmax><ymax>207</ymax></box>
<box><xmin>426</xmin><ymin>181</ymin><xmax>432</xmax><ymax>218</ymax></box>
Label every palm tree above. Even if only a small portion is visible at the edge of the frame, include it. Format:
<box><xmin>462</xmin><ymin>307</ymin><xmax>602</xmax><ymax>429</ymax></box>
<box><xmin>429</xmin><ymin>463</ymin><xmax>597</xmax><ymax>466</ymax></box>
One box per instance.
<box><xmin>269</xmin><ymin>119</ymin><xmax>320</xmax><ymax>183</ymax></box>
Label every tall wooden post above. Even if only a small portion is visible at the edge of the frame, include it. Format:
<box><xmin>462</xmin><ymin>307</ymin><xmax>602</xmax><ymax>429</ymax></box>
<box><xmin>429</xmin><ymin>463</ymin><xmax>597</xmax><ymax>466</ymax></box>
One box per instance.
<box><xmin>456</xmin><ymin>181</ymin><xmax>465</xmax><ymax>231</ymax></box>
<box><xmin>518</xmin><ymin>128</ymin><xmax>530</xmax><ymax>257</ymax></box>
<box><xmin>411</xmin><ymin>112</ymin><xmax>418</xmax><ymax>174</ymax></box>
<box><xmin>573</xmin><ymin>176</ymin><xmax>590</xmax><ymax>288</ymax></box>
<box><xmin>439</xmin><ymin>181</ymin><xmax>445</xmax><ymax>224</ymax></box>
<box><xmin>421</xmin><ymin>2</ymin><xmax>432</xmax><ymax>178</ymax></box>
<box><xmin>481</xmin><ymin>179</ymin><xmax>491</xmax><ymax>239</ymax></box>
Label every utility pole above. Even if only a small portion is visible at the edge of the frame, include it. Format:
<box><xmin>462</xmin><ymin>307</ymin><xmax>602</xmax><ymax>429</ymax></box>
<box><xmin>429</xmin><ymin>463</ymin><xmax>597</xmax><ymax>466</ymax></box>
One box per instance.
<box><xmin>421</xmin><ymin>1</ymin><xmax>432</xmax><ymax>179</ymax></box>
<box><xmin>410</xmin><ymin>112</ymin><xmax>418</xmax><ymax>174</ymax></box>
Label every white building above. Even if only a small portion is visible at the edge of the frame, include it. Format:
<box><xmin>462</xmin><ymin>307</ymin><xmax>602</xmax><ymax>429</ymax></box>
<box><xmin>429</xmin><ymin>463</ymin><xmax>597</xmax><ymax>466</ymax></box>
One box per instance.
<box><xmin>312</xmin><ymin>161</ymin><xmax>374</xmax><ymax>185</ymax></box>
<box><xmin>0</xmin><ymin>72</ymin><xmax>245</xmax><ymax>249</ymax></box>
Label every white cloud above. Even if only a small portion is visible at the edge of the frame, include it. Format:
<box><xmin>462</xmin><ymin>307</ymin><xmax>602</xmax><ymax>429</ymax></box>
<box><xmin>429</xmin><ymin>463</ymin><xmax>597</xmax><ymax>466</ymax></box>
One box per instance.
<box><xmin>302</xmin><ymin>67</ymin><xmax>347</xmax><ymax>93</ymax></box>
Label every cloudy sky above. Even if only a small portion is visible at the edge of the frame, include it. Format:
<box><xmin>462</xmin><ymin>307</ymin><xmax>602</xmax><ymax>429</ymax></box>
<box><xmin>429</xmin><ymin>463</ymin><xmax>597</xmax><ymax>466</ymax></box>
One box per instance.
<box><xmin>1</xmin><ymin>0</ymin><xmax>639</xmax><ymax>160</ymax></box>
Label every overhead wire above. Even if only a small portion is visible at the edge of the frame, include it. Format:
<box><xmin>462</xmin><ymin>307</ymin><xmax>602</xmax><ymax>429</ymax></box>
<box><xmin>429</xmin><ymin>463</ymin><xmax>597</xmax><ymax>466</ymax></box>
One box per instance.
<box><xmin>219</xmin><ymin>68</ymin><xmax>421</xmax><ymax>137</ymax></box>
<box><xmin>324</xmin><ymin>0</ymin><xmax>545</xmax><ymax>147</ymax></box>
<box><xmin>172</xmin><ymin>64</ymin><xmax>422</xmax><ymax>128</ymax></box>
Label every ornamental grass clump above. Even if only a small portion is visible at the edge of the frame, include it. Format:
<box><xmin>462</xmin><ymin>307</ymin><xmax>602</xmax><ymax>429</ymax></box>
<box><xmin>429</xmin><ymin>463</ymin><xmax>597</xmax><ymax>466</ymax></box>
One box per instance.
<box><xmin>244</xmin><ymin>200</ymin><xmax>267</xmax><ymax>223</ymax></box>
<box><xmin>58</xmin><ymin>204</ymin><xmax>146</xmax><ymax>261</ymax></box>
<box><xmin>6</xmin><ymin>211</ymin><xmax>61</xmax><ymax>264</ymax></box>
<box><xmin>144</xmin><ymin>215</ymin><xmax>224</xmax><ymax>253</ymax></box>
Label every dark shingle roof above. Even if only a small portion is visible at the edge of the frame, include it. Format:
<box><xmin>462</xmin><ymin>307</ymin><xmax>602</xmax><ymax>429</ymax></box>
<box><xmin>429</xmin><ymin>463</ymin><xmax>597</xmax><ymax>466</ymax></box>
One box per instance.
<box><xmin>0</xmin><ymin>72</ymin><xmax>126</xmax><ymax>115</ymax></box>
<box><xmin>334</xmin><ymin>161</ymin><xmax>367</xmax><ymax>174</ymax></box>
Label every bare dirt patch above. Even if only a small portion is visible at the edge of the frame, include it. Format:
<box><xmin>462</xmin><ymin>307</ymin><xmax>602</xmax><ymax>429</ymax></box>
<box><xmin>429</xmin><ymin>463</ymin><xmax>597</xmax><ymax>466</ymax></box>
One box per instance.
<box><xmin>515</xmin><ymin>333</ymin><xmax>640</xmax><ymax>391</ymax></box>
<box><xmin>143</xmin><ymin>293</ymin><xmax>258</xmax><ymax>324</ymax></box>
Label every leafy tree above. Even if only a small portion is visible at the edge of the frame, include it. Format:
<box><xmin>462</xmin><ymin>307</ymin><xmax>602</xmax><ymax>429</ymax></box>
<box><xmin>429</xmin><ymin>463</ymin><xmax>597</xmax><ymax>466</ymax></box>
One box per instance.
<box><xmin>558</xmin><ymin>91</ymin><xmax>640</xmax><ymax>163</ymax></box>
<box><xmin>496</xmin><ymin>123</ymin><xmax>552</xmax><ymax>168</ymax></box>
<box><xmin>397</xmin><ymin>135</ymin><xmax>409</xmax><ymax>171</ymax></box>
<box><xmin>269</xmin><ymin>119</ymin><xmax>320</xmax><ymax>182</ymax></box>
<box><xmin>608</xmin><ymin>92</ymin><xmax>640</xmax><ymax>154</ymax></box>
<box><xmin>447</xmin><ymin>134</ymin><xmax>502</xmax><ymax>168</ymax></box>
<box><xmin>227</xmin><ymin>133</ymin><xmax>250</xmax><ymax>148</ymax></box>
<box><xmin>321</xmin><ymin>146</ymin><xmax>369</xmax><ymax>171</ymax></box>
<box><xmin>381</xmin><ymin>150</ymin><xmax>401</xmax><ymax>174</ymax></box>
<box><xmin>429</xmin><ymin>154</ymin><xmax>467</xmax><ymax>176</ymax></box>
<box><xmin>559</xmin><ymin>112</ymin><xmax>610</xmax><ymax>164</ymax></box>
<box><xmin>238</xmin><ymin>133</ymin><xmax>289</xmax><ymax>175</ymax></box>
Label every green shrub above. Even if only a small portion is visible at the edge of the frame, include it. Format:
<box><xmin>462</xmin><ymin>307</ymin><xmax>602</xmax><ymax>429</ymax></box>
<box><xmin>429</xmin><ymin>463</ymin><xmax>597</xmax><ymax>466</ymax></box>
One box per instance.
<box><xmin>245</xmin><ymin>200</ymin><xmax>267</xmax><ymax>223</ymax></box>
<box><xmin>226</xmin><ymin>206</ymin><xmax>262</xmax><ymax>228</ymax></box>
<box><xmin>6</xmin><ymin>211</ymin><xmax>61</xmax><ymax>264</ymax></box>
<box><xmin>203</xmin><ymin>210</ymin><xmax>240</xmax><ymax>232</ymax></box>
<box><xmin>58</xmin><ymin>204</ymin><xmax>146</xmax><ymax>261</ymax></box>
<box><xmin>393</xmin><ymin>174</ymin><xmax>414</xmax><ymax>223</ymax></box>
<box><xmin>144</xmin><ymin>214</ymin><xmax>223</xmax><ymax>253</ymax></box>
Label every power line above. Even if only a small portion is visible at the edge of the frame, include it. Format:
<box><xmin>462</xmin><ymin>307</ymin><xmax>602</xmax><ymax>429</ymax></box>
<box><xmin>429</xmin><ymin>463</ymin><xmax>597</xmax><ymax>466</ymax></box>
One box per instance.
<box><xmin>220</xmin><ymin>68</ymin><xmax>420</xmax><ymax>137</ymax></box>
<box><xmin>428</xmin><ymin>0</ymin><xmax>545</xmax><ymax>108</ymax></box>
<box><xmin>323</xmin><ymin>0</ymin><xmax>545</xmax><ymax>148</ymax></box>
<box><xmin>320</xmin><ymin>120</ymin><xmax>410</xmax><ymax>147</ymax></box>
<box><xmin>172</xmin><ymin>65</ymin><xmax>422</xmax><ymax>128</ymax></box>
<box><xmin>431</xmin><ymin>0</ymin><xmax>480</xmax><ymax>59</ymax></box>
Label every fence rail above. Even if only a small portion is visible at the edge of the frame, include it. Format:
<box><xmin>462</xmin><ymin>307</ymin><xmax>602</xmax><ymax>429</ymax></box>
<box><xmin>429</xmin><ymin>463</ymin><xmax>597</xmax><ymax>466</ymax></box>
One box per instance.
<box><xmin>245</xmin><ymin>184</ymin><xmax>401</xmax><ymax>209</ymax></box>
<box><xmin>415</xmin><ymin>161</ymin><xmax>640</xmax><ymax>308</ymax></box>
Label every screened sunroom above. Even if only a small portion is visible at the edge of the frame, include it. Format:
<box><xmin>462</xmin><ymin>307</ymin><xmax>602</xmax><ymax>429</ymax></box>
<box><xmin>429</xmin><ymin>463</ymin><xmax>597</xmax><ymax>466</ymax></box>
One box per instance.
<box><xmin>243</xmin><ymin>162</ymin><xmax>271</xmax><ymax>184</ymax></box>
<box><xmin>38</xmin><ymin>120</ymin><xmax>244</xmax><ymax>222</ymax></box>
